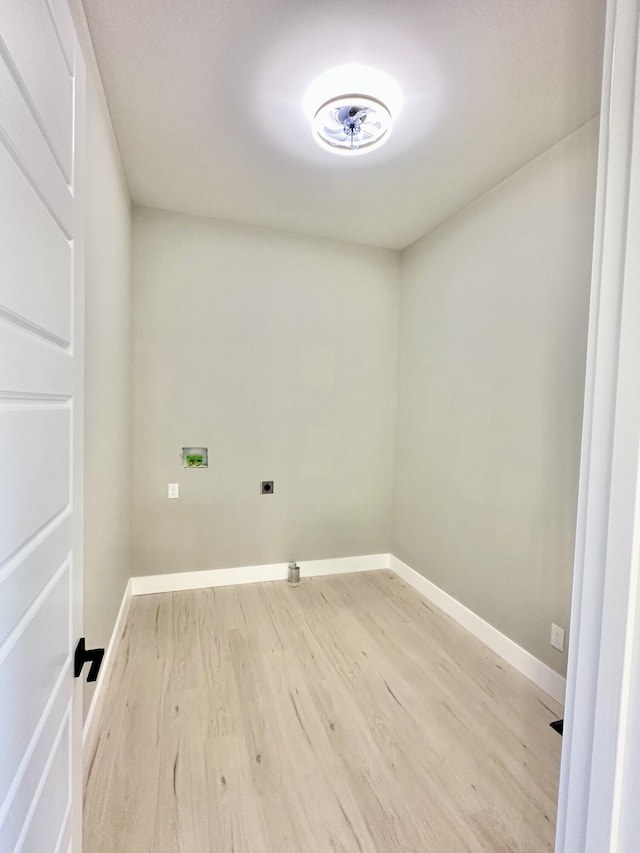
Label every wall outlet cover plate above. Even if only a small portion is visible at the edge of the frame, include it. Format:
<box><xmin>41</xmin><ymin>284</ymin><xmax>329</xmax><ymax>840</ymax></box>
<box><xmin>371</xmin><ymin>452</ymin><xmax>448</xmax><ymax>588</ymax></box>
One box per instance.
<box><xmin>550</xmin><ymin>623</ymin><xmax>566</xmax><ymax>652</ymax></box>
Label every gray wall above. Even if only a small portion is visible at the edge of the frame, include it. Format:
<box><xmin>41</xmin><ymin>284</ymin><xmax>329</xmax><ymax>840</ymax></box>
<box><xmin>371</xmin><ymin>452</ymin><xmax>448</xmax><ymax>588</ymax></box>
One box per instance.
<box><xmin>392</xmin><ymin>122</ymin><xmax>597</xmax><ymax>672</ymax></box>
<box><xmin>131</xmin><ymin>208</ymin><xmax>399</xmax><ymax>576</ymax></box>
<box><xmin>82</xmin><ymin>48</ymin><xmax>132</xmax><ymax>713</ymax></box>
<box><xmin>391</xmin><ymin>121</ymin><xmax>599</xmax><ymax>676</ymax></box>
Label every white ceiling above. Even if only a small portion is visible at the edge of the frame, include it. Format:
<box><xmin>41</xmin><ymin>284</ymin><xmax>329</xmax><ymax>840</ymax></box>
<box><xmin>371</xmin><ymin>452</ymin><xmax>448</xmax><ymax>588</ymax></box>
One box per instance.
<box><xmin>82</xmin><ymin>0</ymin><xmax>605</xmax><ymax>249</ymax></box>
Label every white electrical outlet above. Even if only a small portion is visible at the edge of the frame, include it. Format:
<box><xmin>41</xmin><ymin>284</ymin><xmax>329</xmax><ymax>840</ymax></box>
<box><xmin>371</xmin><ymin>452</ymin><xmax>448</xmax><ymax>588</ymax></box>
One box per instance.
<box><xmin>550</xmin><ymin>623</ymin><xmax>565</xmax><ymax>652</ymax></box>
<box><xmin>168</xmin><ymin>483</ymin><xmax>179</xmax><ymax>499</ymax></box>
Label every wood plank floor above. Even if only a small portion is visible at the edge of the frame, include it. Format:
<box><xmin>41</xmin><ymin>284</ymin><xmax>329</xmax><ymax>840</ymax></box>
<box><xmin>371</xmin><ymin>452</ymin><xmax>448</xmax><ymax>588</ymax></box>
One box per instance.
<box><xmin>84</xmin><ymin>570</ymin><xmax>563</xmax><ymax>852</ymax></box>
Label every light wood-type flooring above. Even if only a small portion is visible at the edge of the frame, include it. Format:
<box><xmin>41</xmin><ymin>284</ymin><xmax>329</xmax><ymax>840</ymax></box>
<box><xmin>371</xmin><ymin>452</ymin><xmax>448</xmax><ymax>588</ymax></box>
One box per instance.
<box><xmin>84</xmin><ymin>570</ymin><xmax>563</xmax><ymax>852</ymax></box>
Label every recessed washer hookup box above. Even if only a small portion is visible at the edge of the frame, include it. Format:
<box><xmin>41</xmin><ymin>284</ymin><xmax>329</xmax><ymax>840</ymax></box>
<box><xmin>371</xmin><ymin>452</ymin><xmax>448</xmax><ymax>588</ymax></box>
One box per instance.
<box><xmin>181</xmin><ymin>447</ymin><xmax>208</xmax><ymax>468</ymax></box>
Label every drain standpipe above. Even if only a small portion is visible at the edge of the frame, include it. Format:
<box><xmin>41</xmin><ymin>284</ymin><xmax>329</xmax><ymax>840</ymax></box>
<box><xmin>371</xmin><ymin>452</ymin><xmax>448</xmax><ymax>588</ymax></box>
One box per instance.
<box><xmin>288</xmin><ymin>562</ymin><xmax>300</xmax><ymax>585</ymax></box>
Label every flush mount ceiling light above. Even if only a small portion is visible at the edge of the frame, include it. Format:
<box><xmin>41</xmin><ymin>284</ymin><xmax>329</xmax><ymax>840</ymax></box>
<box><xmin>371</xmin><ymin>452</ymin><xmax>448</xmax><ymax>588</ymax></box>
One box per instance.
<box><xmin>304</xmin><ymin>65</ymin><xmax>403</xmax><ymax>156</ymax></box>
<box><xmin>313</xmin><ymin>96</ymin><xmax>392</xmax><ymax>154</ymax></box>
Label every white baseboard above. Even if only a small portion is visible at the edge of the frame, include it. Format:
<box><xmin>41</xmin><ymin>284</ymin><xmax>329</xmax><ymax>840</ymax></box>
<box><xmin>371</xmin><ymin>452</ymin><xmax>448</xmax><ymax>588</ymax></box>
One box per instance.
<box><xmin>130</xmin><ymin>553</ymin><xmax>391</xmax><ymax>596</ymax></box>
<box><xmin>389</xmin><ymin>555</ymin><xmax>566</xmax><ymax>705</ymax></box>
<box><xmin>124</xmin><ymin>551</ymin><xmax>564</xmax><ymax>705</ymax></box>
<box><xmin>82</xmin><ymin>578</ymin><xmax>132</xmax><ymax>750</ymax></box>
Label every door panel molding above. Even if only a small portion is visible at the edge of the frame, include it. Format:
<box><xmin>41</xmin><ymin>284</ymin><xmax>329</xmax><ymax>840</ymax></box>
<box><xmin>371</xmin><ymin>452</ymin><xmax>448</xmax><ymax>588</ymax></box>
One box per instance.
<box><xmin>0</xmin><ymin>1</ymin><xmax>85</xmax><ymax>849</ymax></box>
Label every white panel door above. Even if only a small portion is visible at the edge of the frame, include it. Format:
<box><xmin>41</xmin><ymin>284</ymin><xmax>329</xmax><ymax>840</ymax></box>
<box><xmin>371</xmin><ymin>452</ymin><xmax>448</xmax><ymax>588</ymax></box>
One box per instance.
<box><xmin>0</xmin><ymin>1</ymin><xmax>85</xmax><ymax>851</ymax></box>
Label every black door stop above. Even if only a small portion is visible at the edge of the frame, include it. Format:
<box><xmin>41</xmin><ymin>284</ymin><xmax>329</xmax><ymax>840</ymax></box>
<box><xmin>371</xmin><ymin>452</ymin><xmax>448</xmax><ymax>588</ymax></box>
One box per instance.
<box><xmin>74</xmin><ymin>638</ymin><xmax>105</xmax><ymax>683</ymax></box>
